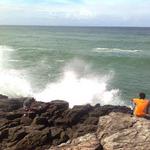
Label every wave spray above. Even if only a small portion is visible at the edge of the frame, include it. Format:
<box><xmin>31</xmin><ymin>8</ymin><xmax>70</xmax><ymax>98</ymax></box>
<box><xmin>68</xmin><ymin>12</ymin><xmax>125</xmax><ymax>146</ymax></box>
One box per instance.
<box><xmin>0</xmin><ymin>47</ymin><xmax>124</xmax><ymax>107</ymax></box>
<box><xmin>34</xmin><ymin>59</ymin><xmax>123</xmax><ymax>107</ymax></box>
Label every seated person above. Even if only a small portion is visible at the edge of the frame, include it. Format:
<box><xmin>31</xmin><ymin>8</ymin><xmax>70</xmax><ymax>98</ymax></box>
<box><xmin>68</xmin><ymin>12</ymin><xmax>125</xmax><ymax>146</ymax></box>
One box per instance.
<box><xmin>131</xmin><ymin>92</ymin><xmax>150</xmax><ymax>118</ymax></box>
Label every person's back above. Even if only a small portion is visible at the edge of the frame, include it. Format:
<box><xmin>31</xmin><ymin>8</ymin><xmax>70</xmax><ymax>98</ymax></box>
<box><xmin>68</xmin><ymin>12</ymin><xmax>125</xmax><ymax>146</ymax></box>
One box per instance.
<box><xmin>132</xmin><ymin>93</ymin><xmax>150</xmax><ymax>117</ymax></box>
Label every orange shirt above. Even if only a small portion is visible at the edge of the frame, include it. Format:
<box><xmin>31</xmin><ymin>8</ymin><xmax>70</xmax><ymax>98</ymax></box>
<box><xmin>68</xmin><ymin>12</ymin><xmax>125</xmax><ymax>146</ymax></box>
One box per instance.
<box><xmin>133</xmin><ymin>98</ymin><xmax>150</xmax><ymax>117</ymax></box>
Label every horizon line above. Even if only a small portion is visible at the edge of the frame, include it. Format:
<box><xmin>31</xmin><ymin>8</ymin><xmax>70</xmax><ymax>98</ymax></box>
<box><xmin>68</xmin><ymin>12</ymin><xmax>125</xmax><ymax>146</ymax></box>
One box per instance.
<box><xmin>0</xmin><ymin>25</ymin><xmax>150</xmax><ymax>28</ymax></box>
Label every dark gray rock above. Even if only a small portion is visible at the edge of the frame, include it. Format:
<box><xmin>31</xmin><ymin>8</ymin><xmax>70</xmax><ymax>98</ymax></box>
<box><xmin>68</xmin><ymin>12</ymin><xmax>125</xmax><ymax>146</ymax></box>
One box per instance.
<box><xmin>0</xmin><ymin>97</ymin><xmax>134</xmax><ymax>150</ymax></box>
<box><xmin>32</xmin><ymin>117</ymin><xmax>49</xmax><ymax>126</ymax></box>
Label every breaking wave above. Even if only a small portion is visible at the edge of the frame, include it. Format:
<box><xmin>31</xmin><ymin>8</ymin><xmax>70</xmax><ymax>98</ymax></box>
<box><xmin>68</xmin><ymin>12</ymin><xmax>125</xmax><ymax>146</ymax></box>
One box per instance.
<box><xmin>34</xmin><ymin>70</ymin><xmax>123</xmax><ymax>107</ymax></box>
<box><xmin>34</xmin><ymin>59</ymin><xmax>124</xmax><ymax>107</ymax></box>
<box><xmin>0</xmin><ymin>46</ymin><xmax>124</xmax><ymax>107</ymax></box>
<box><xmin>0</xmin><ymin>70</ymin><xmax>33</xmax><ymax>98</ymax></box>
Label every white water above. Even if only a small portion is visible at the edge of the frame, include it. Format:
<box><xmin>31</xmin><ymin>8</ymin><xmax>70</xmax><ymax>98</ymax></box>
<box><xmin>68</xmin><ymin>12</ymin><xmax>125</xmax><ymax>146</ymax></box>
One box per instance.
<box><xmin>0</xmin><ymin>45</ymin><xmax>124</xmax><ymax>107</ymax></box>
<box><xmin>34</xmin><ymin>59</ymin><xmax>124</xmax><ymax>107</ymax></box>
<box><xmin>93</xmin><ymin>47</ymin><xmax>142</xmax><ymax>53</ymax></box>
<box><xmin>0</xmin><ymin>45</ymin><xmax>33</xmax><ymax>98</ymax></box>
<box><xmin>34</xmin><ymin>70</ymin><xmax>123</xmax><ymax>107</ymax></box>
<box><xmin>0</xmin><ymin>70</ymin><xmax>33</xmax><ymax>97</ymax></box>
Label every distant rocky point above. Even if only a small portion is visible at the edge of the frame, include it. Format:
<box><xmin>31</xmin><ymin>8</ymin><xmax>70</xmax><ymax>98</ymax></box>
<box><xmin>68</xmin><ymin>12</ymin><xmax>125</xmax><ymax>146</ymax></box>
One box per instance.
<box><xmin>0</xmin><ymin>94</ymin><xmax>150</xmax><ymax>150</ymax></box>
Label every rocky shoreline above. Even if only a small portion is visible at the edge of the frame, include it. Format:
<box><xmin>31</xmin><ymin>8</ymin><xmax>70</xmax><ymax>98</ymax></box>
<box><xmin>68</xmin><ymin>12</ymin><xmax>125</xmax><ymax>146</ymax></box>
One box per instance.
<box><xmin>0</xmin><ymin>95</ymin><xmax>150</xmax><ymax>150</ymax></box>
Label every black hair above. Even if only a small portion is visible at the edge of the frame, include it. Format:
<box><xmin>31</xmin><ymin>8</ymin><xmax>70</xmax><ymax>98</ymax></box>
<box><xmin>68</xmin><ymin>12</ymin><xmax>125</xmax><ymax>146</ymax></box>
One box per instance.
<box><xmin>139</xmin><ymin>92</ymin><xmax>146</xmax><ymax>99</ymax></box>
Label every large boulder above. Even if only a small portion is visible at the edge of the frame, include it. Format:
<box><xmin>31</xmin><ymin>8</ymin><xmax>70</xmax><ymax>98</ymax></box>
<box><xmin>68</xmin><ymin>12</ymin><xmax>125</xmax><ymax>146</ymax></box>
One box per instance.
<box><xmin>44</xmin><ymin>100</ymin><xmax>69</xmax><ymax>116</ymax></box>
<box><xmin>65</xmin><ymin>104</ymin><xmax>93</xmax><ymax>125</ymax></box>
<box><xmin>97</xmin><ymin>112</ymin><xmax>150</xmax><ymax>150</ymax></box>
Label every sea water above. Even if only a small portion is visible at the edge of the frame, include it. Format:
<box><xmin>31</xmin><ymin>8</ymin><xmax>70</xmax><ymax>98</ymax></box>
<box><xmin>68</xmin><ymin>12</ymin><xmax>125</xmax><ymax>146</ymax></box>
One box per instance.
<box><xmin>0</xmin><ymin>26</ymin><xmax>150</xmax><ymax>107</ymax></box>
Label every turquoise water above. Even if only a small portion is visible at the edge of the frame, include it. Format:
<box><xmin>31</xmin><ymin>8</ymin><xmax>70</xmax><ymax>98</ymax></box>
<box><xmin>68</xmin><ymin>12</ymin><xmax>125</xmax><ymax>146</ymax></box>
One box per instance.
<box><xmin>0</xmin><ymin>26</ymin><xmax>150</xmax><ymax>106</ymax></box>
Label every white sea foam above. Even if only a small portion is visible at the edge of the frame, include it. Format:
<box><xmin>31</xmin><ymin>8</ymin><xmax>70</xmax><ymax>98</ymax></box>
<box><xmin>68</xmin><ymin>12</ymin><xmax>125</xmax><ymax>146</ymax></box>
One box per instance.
<box><xmin>34</xmin><ymin>59</ymin><xmax>124</xmax><ymax>107</ymax></box>
<box><xmin>8</xmin><ymin>59</ymin><xmax>21</xmax><ymax>62</ymax></box>
<box><xmin>56</xmin><ymin>59</ymin><xmax>65</xmax><ymax>62</ymax></box>
<box><xmin>93</xmin><ymin>47</ymin><xmax>141</xmax><ymax>53</ymax></box>
<box><xmin>0</xmin><ymin>70</ymin><xmax>33</xmax><ymax>97</ymax></box>
<box><xmin>0</xmin><ymin>45</ymin><xmax>33</xmax><ymax>98</ymax></box>
<box><xmin>34</xmin><ymin>70</ymin><xmax>123</xmax><ymax>108</ymax></box>
<box><xmin>0</xmin><ymin>45</ymin><xmax>15</xmax><ymax>52</ymax></box>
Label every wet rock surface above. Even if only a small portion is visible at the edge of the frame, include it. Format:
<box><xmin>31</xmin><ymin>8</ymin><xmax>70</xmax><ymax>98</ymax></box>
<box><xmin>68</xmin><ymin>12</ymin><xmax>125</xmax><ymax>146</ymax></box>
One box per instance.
<box><xmin>0</xmin><ymin>95</ymin><xmax>142</xmax><ymax>150</ymax></box>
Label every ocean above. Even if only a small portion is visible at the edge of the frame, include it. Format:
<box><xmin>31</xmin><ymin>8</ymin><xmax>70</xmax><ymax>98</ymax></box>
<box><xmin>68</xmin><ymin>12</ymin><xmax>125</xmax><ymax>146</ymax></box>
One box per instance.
<box><xmin>0</xmin><ymin>26</ymin><xmax>150</xmax><ymax>107</ymax></box>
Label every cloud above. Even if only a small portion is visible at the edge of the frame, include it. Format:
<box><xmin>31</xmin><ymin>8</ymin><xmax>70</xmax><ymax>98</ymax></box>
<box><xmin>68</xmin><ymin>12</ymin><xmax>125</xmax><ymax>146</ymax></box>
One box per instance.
<box><xmin>0</xmin><ymin>0</ymin><xmax>150</xmax><ymax>26</ymax></box>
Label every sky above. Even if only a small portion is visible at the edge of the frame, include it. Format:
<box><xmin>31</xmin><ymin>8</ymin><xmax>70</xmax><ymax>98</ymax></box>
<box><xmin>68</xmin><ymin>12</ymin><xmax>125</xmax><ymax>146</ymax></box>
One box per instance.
<box><xmin>0</xmin><ymin>0</ymin><xmax>150</xmax><ymax>26</ymax></box>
